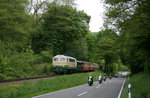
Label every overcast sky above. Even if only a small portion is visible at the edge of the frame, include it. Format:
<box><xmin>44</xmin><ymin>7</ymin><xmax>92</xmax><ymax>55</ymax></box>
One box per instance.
<box><xmin>75</xmin><ymin>0</ymin><xmax>104</xmax><ymax>32</ymax></box>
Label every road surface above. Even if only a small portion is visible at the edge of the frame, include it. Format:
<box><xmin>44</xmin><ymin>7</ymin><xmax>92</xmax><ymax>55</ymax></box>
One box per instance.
<box><xmin>33</xmin><ymin>72</ymin><xmax>127</xmax><ymax>98</ymax></box>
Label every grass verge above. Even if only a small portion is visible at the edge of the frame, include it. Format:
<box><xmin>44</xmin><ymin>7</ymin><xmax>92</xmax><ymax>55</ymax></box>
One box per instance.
<box><xmin>0</xmin><ymin>71</ymin><xmax>103</xmax><ymax>98</ymax></box>
<box><xmin>121</xmin><ymin>72</ymin><xmax>150</xmax><ymax>98</ymax></box>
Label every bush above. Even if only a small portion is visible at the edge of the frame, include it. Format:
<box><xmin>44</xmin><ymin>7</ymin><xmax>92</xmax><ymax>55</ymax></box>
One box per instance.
<box><xmin>2</xmin><ymin>52</ymin><xmax>39</xmax><ymax>79</ymax></box>
<box><xmin>0</xmin><ymin>50</ymin><xmax>43</xmax><ymax>80</ymax></box>
<box><xmin>0</xmin><ymin>43</ymin><xmax>55</xmax><ymax>80</ymax></box>
<box><xmin>40</xmin><ymin>50</ymin><xmax>53</xmax><ymax>63</ymax></box>
<box><xmin>33</xmin><ymin>63</ymin><xmax>54</xmax><ymax>75</ymax></box>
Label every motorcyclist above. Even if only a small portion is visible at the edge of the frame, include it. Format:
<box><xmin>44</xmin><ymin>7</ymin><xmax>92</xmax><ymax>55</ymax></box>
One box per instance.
<box><xmin>109</xmin><ymin>73</ymin><xmax>112</xmax><ymax>79</ymax></box>
<box><xmin>115</xmin><ymin>73</ymin><xmax>118</xmax><ymax>78</ymax></box>
<box><xmin>103</xmin><ymin>74</ymin><xmax>106</xmax><ymax>81</ymax></box>
<box><xmin>88</xmin><ymin>74</ymin><xmax>93</xmax><ymax>83</ymax></box>
<box><xmin>98</xmin><ymin>73</ymin><xmax>102</xmax><ymax>83</ymax></box>
<box><xmin>98</xmin><ymin>73</ymin><xmax>102</xmax><ymax>80</ymax></box>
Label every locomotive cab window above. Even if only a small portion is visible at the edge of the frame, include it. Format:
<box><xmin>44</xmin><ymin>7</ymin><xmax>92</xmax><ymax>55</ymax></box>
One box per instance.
<box><xmin>60</xmin><ymin>58</ymin><xmax>66</xmax><ymax>62</ymax></box>
<box><xmin>54</xmin><ymin>58</ymin><xmax>59</xmax><ymax>61</ymax></box>
<box><xmin>69</xmin><ymin>59</ymin><xmax>75</xmax><ymax>62</ymax></box>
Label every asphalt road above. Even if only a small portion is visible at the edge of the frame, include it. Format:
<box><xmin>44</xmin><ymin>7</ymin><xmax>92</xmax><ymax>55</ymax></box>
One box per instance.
<box><xmin>33</xmin><ymin>72</ymin><xmax>127</xmax><ymax>98</ymax></box>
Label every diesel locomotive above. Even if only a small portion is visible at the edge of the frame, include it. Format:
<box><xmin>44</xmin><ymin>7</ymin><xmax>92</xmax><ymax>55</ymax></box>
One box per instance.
<box><xmin>52</xmin><ymin>55</ymin><xmax>99</xmax><ymax>74</ymax></box>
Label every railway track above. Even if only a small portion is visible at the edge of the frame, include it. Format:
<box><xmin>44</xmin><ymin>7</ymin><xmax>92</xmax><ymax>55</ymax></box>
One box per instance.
<box><xmin>0</xmin><ymin>74</ymin><xmax>56</xmax><ymax>84</ymax></box>
<box><xmin>0</xmin><ymin>71</ymin><xmax>95</xmax><ymax>84</ymax></box>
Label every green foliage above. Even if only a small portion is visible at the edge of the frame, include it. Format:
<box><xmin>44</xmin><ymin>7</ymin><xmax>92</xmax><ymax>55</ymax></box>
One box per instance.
<box><xmin>40</xmin><ymin>50</ymin><xmax>53</xmax><ymax>63</ymax></box>
<box><xmin>33</xmin><ymin>63</ymin><xmax>53</xmax><ymax>75</ymax></box>
<box><xmin>86</xmin><ymin>32</ymin><xmax>97</xmax><ymax>62</ymax></box>
<box><xmin>64</xmin><ymin>38</ymin><xmax>88</xmax><ymax>60</ymax></box>
<box><xmin>0</xmin><ymin>51</ymin><xmax>37</xmax><ymax>79</ymax></box>
<box><xmin>0</xmin><ymin>0</ymin><xmax>131</xmax><ymax>80</ymax></box>
<box><xmin>0</xmin><ymin>41</ymin><xmax>54</xmax><ymax>79</ymax></box>
<box><xmin>96</xmin><ymin>29</ymin><xmax>119</xmax><ymax>73</ymax></box>
<box><xmin>0</xmin><ymin>71</ymin><xmax>102</xmax><ymax>98</ymax></box>
<box><xmin>121</xmin><ymin>72</ymin><xmax>150</xmax><ymax>98</ymax></box>
<box><xmin>0</xmin><ymin>50</ymin><xmax>55</xmax><ymax>80</ymax></box>
<box><xmin>104</xmin><ymin>0</ymin><xmax>150</xmax><ymax>74</ymax></box>
<box><xmin>0</xmin><ymin>0</ymin><xmax>93</xmax><ymax>80</ymax></box>
<box><xmin>53</xmin><ymin>0</ymin><xmax>77</xmax><ymax>6</ymax></box>
<box><xmin>32</xmin><ymin>2</ymin><xmax>90</xmax><ymax>56</ymax></box>
<box><xmin>0</xmin><ymin>0</ymin><xmax>32</xmax><ymax>52</ymax></box>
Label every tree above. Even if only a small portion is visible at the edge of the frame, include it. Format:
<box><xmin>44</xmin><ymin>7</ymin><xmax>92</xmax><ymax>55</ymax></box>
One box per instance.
<box><xmin>103</xmin><ymin>0</ymin><xmax>150</xmax><ymax>73</ymax></box>
<box><xmin>0</xmin><ymin>0</ymin><xmax>41</xmax><ymax>79</ymax></box>
<box><xmin>0</xmin><ymin>0</ymin><xmax>32</xmax><ymax>52</ymax></box>
<box><xmin>32</xmin><ymin>2</ymin><xmax>90</xmax><ymax>56</ymax></box>
<box><xmin>86</xmin><ymin>32</ymin><xmax>97</xmax><ymax>62</ymax></box>
<box><xmin>96</xmin><ymin>29</ymin><xmax>119</xmax><ymax>73</ymax></box>
<box><xmin>64</xmin><ymin>38</ymin><xmax>88</xmax><ymax>60</ymax></box>
<box><xmin>53</xmin><ymin>0</ymin><xmax>77</xmax><ymax>7</ymax></box>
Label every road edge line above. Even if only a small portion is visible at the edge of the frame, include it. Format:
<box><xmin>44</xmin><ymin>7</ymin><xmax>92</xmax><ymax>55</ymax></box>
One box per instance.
<box><xmin>32</xmin><ymin>81</ymin><xmax>98</xmax><ymax>98</ymax></box>
<box><xmin>118</xmin><ymin>78</ymin><xmax>126</xmax><ymax>98</ymax></box>
<box><xmin>78</xmin><ymin>91</ymin><xmax>88</xmax><ymax>96</ymax></box>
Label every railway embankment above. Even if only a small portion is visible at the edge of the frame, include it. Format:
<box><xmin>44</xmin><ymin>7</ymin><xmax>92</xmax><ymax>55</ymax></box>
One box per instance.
<box><xmin>0</xmin><ymin>71</ymin><xmax>103</xmax><ymax>98</ymax></box>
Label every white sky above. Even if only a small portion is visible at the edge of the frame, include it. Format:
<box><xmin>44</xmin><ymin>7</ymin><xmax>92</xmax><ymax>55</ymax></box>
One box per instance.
<box><xmin>75</xmin><ymin>0</ymin><xmax>104</xmax><ymax>32</ymax></box>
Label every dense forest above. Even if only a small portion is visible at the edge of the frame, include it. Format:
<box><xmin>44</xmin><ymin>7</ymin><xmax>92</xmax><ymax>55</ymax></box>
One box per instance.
<box><xmin>1</xmin><ymin>0</ymin><xmax>149</xmax><ymax>80</ymax></box>
<box><xmin>104</xmin><ymin>0</ymin><xmax>150</xmax><ymax>74</ymax></box>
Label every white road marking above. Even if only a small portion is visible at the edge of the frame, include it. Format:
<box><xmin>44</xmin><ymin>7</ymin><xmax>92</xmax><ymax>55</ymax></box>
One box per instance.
<box><xmin>78</xmin><ymin>91</ymin><xmax>88</xmax><ymax>96</ymax></box>
<box><xmin>117</xmin><ymin>78</ymin><xmax>126</xmax><ymax>98</ymax></box>
<box><xmin>32</xmin><ymin>83</ymin><xmax>87</xmax><ymax>98</ymax></box>
<box><xmin>96</xmin><ymin>86</ymin><xmax>101</xmax><ymax>88</ymax></box>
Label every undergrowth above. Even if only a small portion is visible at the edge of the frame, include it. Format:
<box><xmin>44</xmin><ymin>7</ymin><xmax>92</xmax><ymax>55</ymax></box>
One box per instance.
<box><xmin>121</xmin><ymin>72</ymin><xmax>150</xmax><ymax>98</ymax></box>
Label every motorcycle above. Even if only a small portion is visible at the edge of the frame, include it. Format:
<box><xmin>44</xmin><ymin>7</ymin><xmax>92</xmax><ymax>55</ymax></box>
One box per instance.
<box><xmin>109</xmin><ymin>75</ymin><xmax>112</xmax><ymax>80</ymax></box>
<box><xmin>115</xmin><ymin>74</ymin><xmax>118</xmax><ymax>78</ymax></box>
<box><xmin>98</xmin><ymin>76</ymin><xmax>102</xmax><ymax>84</ymax></box>
<box><xmin>103</xmin><ymin>75</ymin><xmax>106</xmax><ymax>81</ymax></box>
<box><xmin>88</xmin><ymin>77</ymin><xmax>93</xmax><ymax>86</ymax></box>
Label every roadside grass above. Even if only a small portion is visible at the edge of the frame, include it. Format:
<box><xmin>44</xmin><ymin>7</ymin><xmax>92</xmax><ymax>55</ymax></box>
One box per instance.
<box><xmin>0</xmin><ymin>71</ymin><xmax>103</xmax><ymax>98</ymax></box>
<box><xmin>121</xmin><ymin>72</ymin><xmax>150</xmax><ymax>98</ymax></box>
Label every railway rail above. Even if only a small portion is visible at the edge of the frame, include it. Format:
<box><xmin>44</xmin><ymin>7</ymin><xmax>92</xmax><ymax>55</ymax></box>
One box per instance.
<box><xmin>0</xmin><ymin>74</ymin><xmax>56</xmax><ymax>84</ymax></box>
<box><xmin>0</xmin><ymin>71</ymin><xmax>93</xmax><ymax>84</ymax></box>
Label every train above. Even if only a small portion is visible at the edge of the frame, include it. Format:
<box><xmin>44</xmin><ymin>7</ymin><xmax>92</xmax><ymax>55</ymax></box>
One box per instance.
<box><xmin>52</xmin><ymin>55</ymin><xmax>99</xmax><ymax>74</ymax></box>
